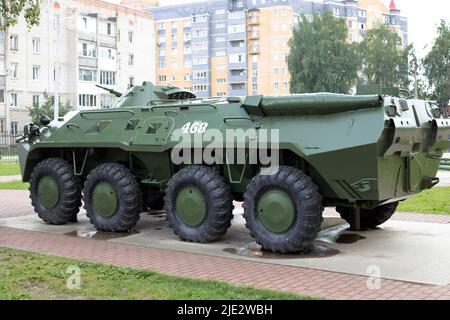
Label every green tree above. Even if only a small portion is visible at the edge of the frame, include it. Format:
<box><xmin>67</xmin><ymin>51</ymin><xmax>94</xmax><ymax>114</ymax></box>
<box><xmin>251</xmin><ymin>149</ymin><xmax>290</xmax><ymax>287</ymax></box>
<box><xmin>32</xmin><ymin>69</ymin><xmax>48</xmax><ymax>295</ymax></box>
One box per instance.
<box><xmin>423</xmin><ymin>20</ymin><xmax>450</xmax><ymax>117</ymax></box>
<box><xmin>0</xmin><ymin>0</ymin><xmax>41</xmax><ymax>30</ymax></box>
<box><xmin>360</xmin><ymin>23</ymin><xmax>411</xmax><ymax>88</ymax></box>
<box><xmin>28</xmin><ymin>92</ymin><xmax>71</xmax><ymax>124</ymax></box>
<box><xmin>287</xmin><ymin>12</ymin><xmax>360</xmax><ymax>94</ymax></box>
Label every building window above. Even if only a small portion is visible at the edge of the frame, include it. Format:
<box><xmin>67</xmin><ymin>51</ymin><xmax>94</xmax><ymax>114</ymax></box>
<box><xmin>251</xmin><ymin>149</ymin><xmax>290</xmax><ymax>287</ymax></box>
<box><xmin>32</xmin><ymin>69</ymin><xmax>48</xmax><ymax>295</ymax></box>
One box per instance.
<box><xmin>193</xmin><ymin>85</ymin><xmax>207</xmax><ymax>92</ymax></box>
<box><xmin>100</xmin><ymin>47</ymin><xmax>116</xmax><ymax>60</ymax></box>
<box><xmin>128</xmin><ymin>54</ymin><xmax>134</xmax><ymax>66</ymax></box>
<box><xmin>129</xmin><ymin>76</ymin><xmax>134</xmax><ymax>87</ymax></box>
<box><xmin>252</xmin><ymin>83</ymin><xmax>257</xmax><ymax>91</ymax></box>
<box><xmin>32</xmin><ymin>95</ymin><xmax>40</xmax><ymax>107</ymax></box>
<box><xmin>10</xmin><ymin>93</ymin><xmax>18</xmax><ymax>107</ymax></box>
<box><xmin>158</xmin><ymin>49</ymin><xmax>166</xmax><ymax>57</ymax></box>
<box><xmin>79</xmin><ymin>94</ymin><xmax>97</xmax><ymax>107</ymax></box>
<box><xmin>159</xmin><ymin>75</ymin><xmax>167</xmax><ymax>82</ymax></box>
<box><xmin>128</xmin><ymin>30</ymin><xmax>134</xmax><ymax>43</ymax></box>
<box><xmin>193</xmin><ymin>57</ymin><xmax>208</xmax><ymax>65</ymax></box>
<box><xmin>100</xmin><ymin>94</ymin><xmax>116</xmax><ymax>109</ymax></box>
<box><xmin>216</xmin><ymin>36</ymin><xmax>226</xmax><ymax>43</ymax></box>
<box><xmin>228</xmin><ymin>11</ymin><xmax>245</xmax><ymax>19</ymax></box>
<box><xmin>274</xmin><ymin>82</ymin><xmax>279</xmax><ymax>89</ymax></box>
<box><xmin>32</xmin><ymin>38</ymin><xmax>40</xmax><ymax>53</ymax></box>
<box><xmin>158</xmin><ymin>61</ymin><xmax>166</xmax><ymax>68</ymax></box>
<box><xmin>192</xmin><ymin>15</ymin><xmax>207</xmax><ymax>23</ymax></box>
<box><xmin>10</xmin><ymin>121</ymin><xmax>19</xmax><ymax>136</ymax></box>
<box><xmin>193</xmin><ymin>29</ymin><xmax>207</xmax><ymax>38</ymax></box>
<box><xmin>229</xmin><ymin>54</ymin><xmax>245</xmax><ymax>63</ymax></box>
<box><xmin>78</xmin><ymin>68</ymin><xmax>97</xmax><ymax>82</ymax></box>
<box><xmin>0</xmin><ymin>58</ymin><xmax>4</xmax><ymax>75</ymax></box>
<box><xmin>0</xmin><ymin>89</ymin><xmax>4</xmax><ymax>103</ymax></box>
<box><xmin>10</xmin><ymin>63</ymin><xmax>18</xmax><ymax>78</ymax></box>
<box><xmin>228</xmin><ymin>24</ymin><xmax>245</xmax><ymax>34</ymax></box>
<box><xmin>184</xmin><ymin>60</ymin><xmax>192</xmax><ymax>68</ymax></box>
<box><xmin>183</xmin><ymin>74</ymin><xmax>191</xmax><ymax>81</ymax></box>
<box><xmin>32</xmin><ymin>65</ymin><xmax>40</xmax><ymax>80</ymax></box>
<box><xmin>172</xmin><ymin>48</ymin><xmax>178</xmax><ymax>55</ymax></box>
<box><xmin>184</xmin><ymin>46</ymin><xmax>192</xmax><ymax>54</ymax></box>
<box><xmin>194</xmin><ymin>71</ymin><xmax>207</xmax><ymax>79</ymax></box>
<box><xmin>106</xmin><ymin>22</ymin><xmax>115</xmax><ymax>35</ymax></box>
<box><xmin>100</xmin><ymin>71</ymin><xmax>116</xmax><ymax>86</ymax></box>
<box><xmin>79</xmin><ymin>42</ymin><xmax>96</xmax><ymax>57</ymax></box>
<box><xmin>10</xmin><ymin>35</ymin><xmax>18</xmax><ymax>50</ymax></box>
<box><xmin>333</xmin><ymin>7</ymin><xmax>340</xmax><ymax>16</ymax></box>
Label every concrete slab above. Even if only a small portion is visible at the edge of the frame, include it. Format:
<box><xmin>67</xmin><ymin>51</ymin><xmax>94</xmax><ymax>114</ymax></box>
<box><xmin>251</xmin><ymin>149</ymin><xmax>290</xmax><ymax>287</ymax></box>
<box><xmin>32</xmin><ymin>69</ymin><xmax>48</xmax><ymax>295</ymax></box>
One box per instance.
<box><xmin>1</xmin><ymin>209</ymin><xmax>450</xmax><ymax>286</ymax></box>
<box><xmin>437</xmin><ymin>170</ymin><xmax>450</xmax><ymax>187</ymax></box>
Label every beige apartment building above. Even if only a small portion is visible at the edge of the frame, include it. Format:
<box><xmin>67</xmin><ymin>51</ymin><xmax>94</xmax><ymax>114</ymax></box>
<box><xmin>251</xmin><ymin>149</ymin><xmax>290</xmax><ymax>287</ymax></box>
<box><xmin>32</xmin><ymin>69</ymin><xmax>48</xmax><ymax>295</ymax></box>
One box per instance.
<box><xmin>0</xmin><ymin>0</ymin><xmax>155</xmax><ymax>135</ymax></box>
<box><xmin>140</xmin><ymin>0</ymin><xmax>407</xmax><ymax>98</ymax></box>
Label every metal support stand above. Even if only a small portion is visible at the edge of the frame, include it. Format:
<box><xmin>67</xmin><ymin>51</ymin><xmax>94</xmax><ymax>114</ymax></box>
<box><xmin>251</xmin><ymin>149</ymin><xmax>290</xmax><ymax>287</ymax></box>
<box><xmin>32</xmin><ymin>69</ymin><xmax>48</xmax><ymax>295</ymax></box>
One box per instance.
<box><xmin>350</xmin><ymin>206</ymin><xmax>361</xmax><ymax>231</ymax></box>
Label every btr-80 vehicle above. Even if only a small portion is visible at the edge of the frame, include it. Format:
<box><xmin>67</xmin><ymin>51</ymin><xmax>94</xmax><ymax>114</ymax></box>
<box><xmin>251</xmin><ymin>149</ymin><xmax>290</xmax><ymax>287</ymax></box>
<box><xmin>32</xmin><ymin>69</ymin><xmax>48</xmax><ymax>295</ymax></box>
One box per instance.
<box><xmin>16</xmin><ymin>82</ymin><xmax>450</xmax><ymax>253</ymax></box>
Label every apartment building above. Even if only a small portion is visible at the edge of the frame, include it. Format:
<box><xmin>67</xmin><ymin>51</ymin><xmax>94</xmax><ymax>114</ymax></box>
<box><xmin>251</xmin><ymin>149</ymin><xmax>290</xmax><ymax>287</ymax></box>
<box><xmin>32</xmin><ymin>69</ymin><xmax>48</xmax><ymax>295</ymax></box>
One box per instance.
<box><xmin>0</xmin><ymin>0</ymin><xmax>155</xmax><ymax>135</ymax></box>
<box><xmin>142</xmin><ymin>0</ymin><xmax>407</xmax><ymax>97</ymax></box>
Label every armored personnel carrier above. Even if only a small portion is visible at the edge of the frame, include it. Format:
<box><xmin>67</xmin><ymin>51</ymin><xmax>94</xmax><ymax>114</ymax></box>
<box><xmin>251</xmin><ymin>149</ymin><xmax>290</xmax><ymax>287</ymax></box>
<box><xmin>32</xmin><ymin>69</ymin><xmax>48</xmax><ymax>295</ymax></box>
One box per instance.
<box><xmin>16</xmin><ymin>82</ymin><xmax>450</xmax><ymax>253</ymax></box>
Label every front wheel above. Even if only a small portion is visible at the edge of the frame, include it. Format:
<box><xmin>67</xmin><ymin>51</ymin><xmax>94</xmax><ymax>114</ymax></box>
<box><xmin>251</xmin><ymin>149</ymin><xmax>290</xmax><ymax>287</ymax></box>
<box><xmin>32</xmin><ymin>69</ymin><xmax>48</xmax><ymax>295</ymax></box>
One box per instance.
<box><xmin>243</xmin><ymin>166</ymin><xmax>324</xmax><ymax>254</ymax></box>
<box><xmin>336</xmin><ymin>202</ymin><xmax>399</xmax><ymax>229</ymax></box>
<box><xmin>30</xmin><ymin>158</ymin><xmax>82</xmax><ymax>225</ymax></box>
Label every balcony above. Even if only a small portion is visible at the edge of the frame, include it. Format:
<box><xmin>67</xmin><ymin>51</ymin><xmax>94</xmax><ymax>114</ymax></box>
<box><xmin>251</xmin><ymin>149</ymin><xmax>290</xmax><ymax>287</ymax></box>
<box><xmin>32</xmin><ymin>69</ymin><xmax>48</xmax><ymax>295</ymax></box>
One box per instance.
<box><xmin>0</xmin><ymin>75</ymin><xmax>5</xmax><ymax>86</ymax></box>
<box><xmin>229</xmin><ymin>74</ymin><xmax>246</xmax><ymax>83</ymax></box>
<box><xmin>248</xmin><ymin>31</ymin><xmax>260</xmax><ymax>39</ymax></box>
<box><xmin>248</xmin><ymin>17</ymin><xmax>260</xmax><ymax>25</ymax></box>
<box><xmin>78</xmin><ymin>31</ymin><xmax>97</xmax><ymax>43</ymax></box>
<box><xmin>79</xmin><ymin>57</ymin><xmax>97</xmax><ymax>68</ymax></box>
<box><xmin>98</xmin><ymin>34</ymin><xmax>116</xmax><ymax>47</ymax></box>
<box><xmin>249</xmin><ymin>45</ymin><xmax>260</xmax><ymax>55</ymax></box>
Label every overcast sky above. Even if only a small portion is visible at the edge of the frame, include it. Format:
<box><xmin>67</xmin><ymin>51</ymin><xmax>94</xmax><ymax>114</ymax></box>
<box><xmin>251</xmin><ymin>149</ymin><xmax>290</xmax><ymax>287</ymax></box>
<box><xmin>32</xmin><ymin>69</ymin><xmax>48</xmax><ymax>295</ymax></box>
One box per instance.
<box><xmin>112</xmin><ymin>0</ymin><xmax>449</xmax><ymax>58</ymax></box>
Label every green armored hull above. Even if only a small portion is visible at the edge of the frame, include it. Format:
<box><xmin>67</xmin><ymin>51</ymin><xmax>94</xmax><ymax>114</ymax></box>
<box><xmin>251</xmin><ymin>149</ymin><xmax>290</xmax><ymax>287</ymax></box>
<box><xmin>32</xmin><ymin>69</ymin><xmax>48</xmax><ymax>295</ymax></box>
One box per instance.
<box><xmin>16</xmin><ymin>82</ymin><xmax>450</xmax><ymax>253</ymax></box>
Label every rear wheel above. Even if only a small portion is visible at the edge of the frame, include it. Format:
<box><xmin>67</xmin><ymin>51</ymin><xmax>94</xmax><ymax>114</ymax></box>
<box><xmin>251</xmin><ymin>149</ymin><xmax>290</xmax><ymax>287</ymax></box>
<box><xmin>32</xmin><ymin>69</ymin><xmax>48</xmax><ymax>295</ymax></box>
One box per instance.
<box><xmin>165</xmin><ymin>165</ymin><xmax>234</xmax><ymax>243</ymax></box>
<box><xmin>243</xmin><ymin>166</ymin><xmax>324</xmax><ymax>254</ymax></box>
<box><xmin>30</xmin><ymin>158</ymin><xmax>82</xmax><ymax>225</ymax></box>
<box><xmin>83</xmin><ymin>163</ymin><xmax>142</xmax><ymax>232</ymax></box>
<box><xmin>336</xmin><ymin>203</ymin><xmax>398</xmax><ymax>229</ymax></box>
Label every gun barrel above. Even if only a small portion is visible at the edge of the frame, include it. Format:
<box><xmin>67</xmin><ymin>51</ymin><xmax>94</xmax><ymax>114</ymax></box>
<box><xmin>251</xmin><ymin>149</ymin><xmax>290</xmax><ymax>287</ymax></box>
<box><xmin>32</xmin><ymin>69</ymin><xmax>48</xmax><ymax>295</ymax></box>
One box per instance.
<box><xmin>95</xmin><ymin>85</ymin><xmax>123</xmax><ymax>98</ymax></box>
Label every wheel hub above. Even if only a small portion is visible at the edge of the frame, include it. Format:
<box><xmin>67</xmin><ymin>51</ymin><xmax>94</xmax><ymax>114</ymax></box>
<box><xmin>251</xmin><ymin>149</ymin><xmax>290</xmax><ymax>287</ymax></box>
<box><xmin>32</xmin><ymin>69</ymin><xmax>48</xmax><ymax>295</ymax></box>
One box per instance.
<box><xmin>92</xmin><ymin>182</ymin><xmax>118</xmax><ymax>218</ymax></box>
<box><xmin>175</xmin><ymin>186</ymin><xmax>207</xmax><ymax>227</ymax></box>
<box><xmin>37</xmin><ymin>176</ymin><xmax>60</xmax><ymax>209</ymax></box>
<box><xmin>257</xmin><ymin>189</ymin><xmax>295</xmax><ymax>233</ymax></box>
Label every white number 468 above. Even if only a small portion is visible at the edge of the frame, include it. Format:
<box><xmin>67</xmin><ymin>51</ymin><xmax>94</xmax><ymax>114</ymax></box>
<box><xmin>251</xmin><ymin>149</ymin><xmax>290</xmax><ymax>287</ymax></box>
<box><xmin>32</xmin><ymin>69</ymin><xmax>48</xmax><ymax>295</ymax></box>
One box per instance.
<box><xmin>181</xmin><ymin>122</ymin><xmax>208</xmax><ymax>134</ymax></box>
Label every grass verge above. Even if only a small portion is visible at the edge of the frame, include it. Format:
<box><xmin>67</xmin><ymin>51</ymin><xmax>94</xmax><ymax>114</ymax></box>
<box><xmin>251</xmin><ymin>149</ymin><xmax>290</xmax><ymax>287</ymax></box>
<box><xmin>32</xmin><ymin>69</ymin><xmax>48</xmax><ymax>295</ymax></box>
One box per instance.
<box><xmin>0</xmin><ymin>163</ymin><xmax>21</xmax><ymax>176</ymax></box>
<box><xmin>397</xmin><ymin>187</ymin><xmax>450</xmax><ymax>214</ymax></box>
<box><xmin>0</xmin><ymin>247</ymin><xmax>314</xmax><ymax>300</ymax></box>
<box><xmin>0</xmin><ymin>181</ymin><xmax>29</xmax><ymax>190</ymax></box>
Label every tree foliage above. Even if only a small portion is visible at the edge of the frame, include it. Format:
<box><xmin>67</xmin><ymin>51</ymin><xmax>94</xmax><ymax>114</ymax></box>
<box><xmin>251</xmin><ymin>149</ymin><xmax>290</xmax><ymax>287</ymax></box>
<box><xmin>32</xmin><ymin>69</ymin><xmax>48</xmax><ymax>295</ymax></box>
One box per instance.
<box><xmin>359</xmin><ymin>23</ymin><xmax>411</xmax><ymax>88</ymax></box>
<box><xmin>0</xmin><ymin>0</ymin><xmax>41</xmax><ymax>30</ymax></box>
<box><xmin>287</xmin><ymin>12</ymin><xmax>360</xmax><ymax>94</ymax></box>
<box><xmin>28</xmin><ymin>92</ymin><xmax>71</xmax><ymax>124</ymax></box>
<box><xmin>423</xmin><ymin>20</ymin><xmax>450</xmax><ymax>115</ymax></box>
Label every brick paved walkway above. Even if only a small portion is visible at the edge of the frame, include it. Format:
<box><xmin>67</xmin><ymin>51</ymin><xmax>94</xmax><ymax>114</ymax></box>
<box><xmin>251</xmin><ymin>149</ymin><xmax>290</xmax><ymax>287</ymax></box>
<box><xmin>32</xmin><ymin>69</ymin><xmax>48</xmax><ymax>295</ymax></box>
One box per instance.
<box><xmin>1</xmin><ymin>190</ymin><xmax>450</xmax><ymax>300</ymax></box>
<box><xmin>0</xmin><ymin>226</ymin><xmax>449</xmax><ymax>300</ymax></box>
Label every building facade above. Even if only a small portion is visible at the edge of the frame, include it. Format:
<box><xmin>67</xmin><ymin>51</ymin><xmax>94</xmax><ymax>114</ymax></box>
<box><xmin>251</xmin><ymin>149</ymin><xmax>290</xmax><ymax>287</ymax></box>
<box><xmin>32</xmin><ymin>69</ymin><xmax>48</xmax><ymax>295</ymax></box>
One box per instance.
<box><xmin>143</xmin><ymin>0</ymin><xmax>407</xmax><ymax>98</ymax></box>
<box><xmin>0</xmin><ymin>0</ymin><xmax>155</xmax><ymax>135</ymax></box>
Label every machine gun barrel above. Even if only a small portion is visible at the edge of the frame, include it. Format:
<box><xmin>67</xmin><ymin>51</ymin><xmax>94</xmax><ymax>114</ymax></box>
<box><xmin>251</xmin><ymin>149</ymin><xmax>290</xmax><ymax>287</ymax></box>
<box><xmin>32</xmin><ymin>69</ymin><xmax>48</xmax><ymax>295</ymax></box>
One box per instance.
<box><xmin>96</xmin><ymin>85</ymin><xmax>123</xmax><ymax>98</ymax></box>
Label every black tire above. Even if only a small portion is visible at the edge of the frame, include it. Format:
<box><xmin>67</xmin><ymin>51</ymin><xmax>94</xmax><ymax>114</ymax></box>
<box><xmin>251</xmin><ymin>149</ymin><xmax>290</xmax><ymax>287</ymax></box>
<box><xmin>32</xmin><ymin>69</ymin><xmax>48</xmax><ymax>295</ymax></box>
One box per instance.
<box><xmin>243</xmin><ymin>166</ymin><xmax>324</xmax><ymax>254</ymax></box>
<box><xmin>336</xmin><ymin>202</ymin><xmax>398</xmax><ymax>229</ymax></box>
<box><xmin>83</xmin><ymin>163</ymin><xmax>142</xmax><ymax>232</ymax></box>
<box><xmin>30</xmin><ymin>158</ymin><xmax>82</xmax><ymax>225</ymax></box>
<box><xmin>165</xmin><ymin>165</ymin><xmax>234</xmax><ymax>243</ymax></box>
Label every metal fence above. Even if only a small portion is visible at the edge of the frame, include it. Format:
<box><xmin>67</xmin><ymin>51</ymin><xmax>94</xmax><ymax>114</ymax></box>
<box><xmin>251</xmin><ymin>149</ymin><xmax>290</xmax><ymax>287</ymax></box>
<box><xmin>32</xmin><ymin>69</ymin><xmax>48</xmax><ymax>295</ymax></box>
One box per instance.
<box><xmin>0</xmin><ymin>132</ymin><xmax>20</xmax><ymax>164</ymax></box>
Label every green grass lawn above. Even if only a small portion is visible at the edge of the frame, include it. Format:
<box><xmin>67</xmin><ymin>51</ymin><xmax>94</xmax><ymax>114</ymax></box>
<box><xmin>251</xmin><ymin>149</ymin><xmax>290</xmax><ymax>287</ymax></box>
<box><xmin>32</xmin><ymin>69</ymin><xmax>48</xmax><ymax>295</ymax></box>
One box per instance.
<box><xmin>0</xmin><ymin>181</ymin><xmax>29</xmax><ymax>190</ymax></box>
<box><xmin>397</xmin><ymin>186</ymin><xmax>450</xmax><ymax>214</ymax></box>
<box><xmin>0</xmin><ymin>247</ymin><xmax>312</xmax><ymax>300</ymax></box>
<box><xmin>0</xmin><ymin>163</ymin><xmax>21</xmax><ymax>176</ymax></box>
